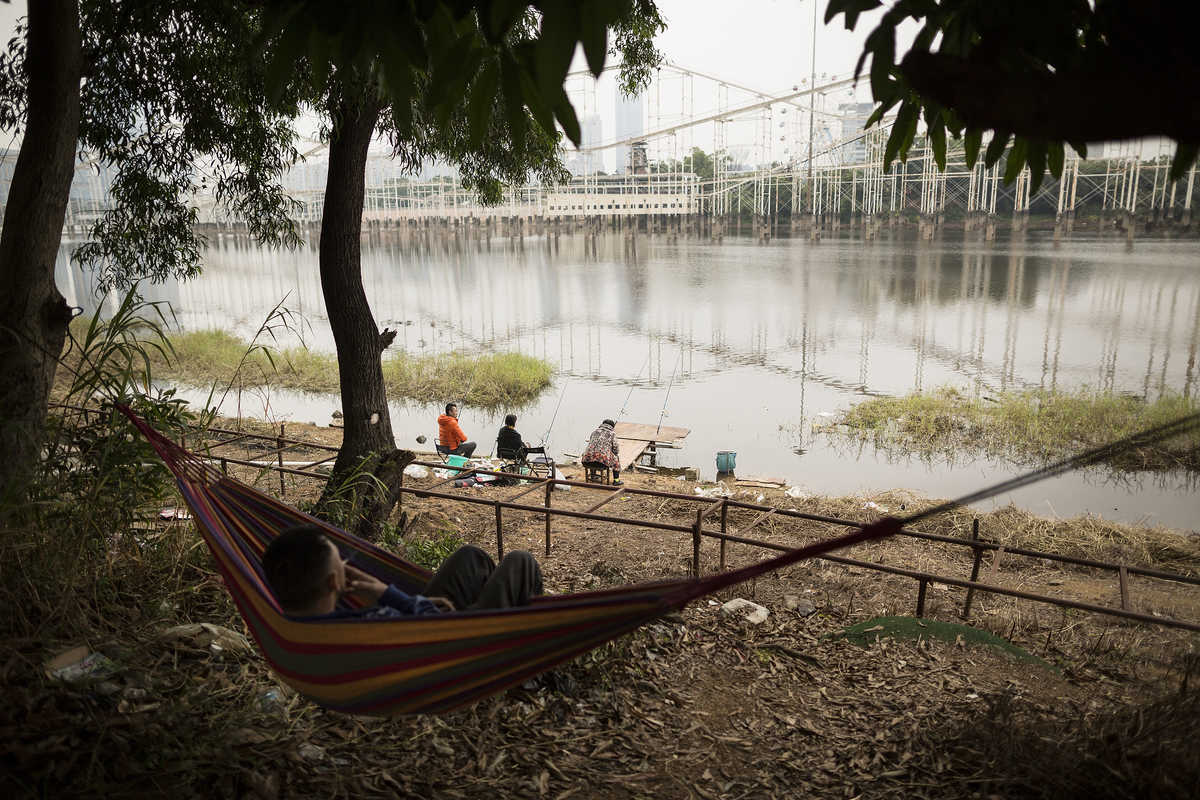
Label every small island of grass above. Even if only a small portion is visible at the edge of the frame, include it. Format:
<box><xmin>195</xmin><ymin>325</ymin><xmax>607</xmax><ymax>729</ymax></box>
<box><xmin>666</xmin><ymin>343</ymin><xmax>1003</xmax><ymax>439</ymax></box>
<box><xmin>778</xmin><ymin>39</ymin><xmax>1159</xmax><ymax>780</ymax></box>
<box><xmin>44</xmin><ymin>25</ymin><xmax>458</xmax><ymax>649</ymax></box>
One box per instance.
<box><xmin>156</xmin><ymin>329</ymin><xmax>554</xmax><ymax>409</ymax></box>
<box><xmin>822</xmin><ymin>386</ymin><xmax>1199</xmax><ymax>475</ymax></box>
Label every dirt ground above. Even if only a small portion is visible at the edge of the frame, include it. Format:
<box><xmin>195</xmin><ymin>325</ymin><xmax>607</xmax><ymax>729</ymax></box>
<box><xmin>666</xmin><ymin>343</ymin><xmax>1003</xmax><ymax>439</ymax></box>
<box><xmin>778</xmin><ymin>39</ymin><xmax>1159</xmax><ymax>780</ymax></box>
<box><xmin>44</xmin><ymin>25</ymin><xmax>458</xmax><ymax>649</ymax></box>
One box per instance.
<box><xmin>5</xmin><ymin>418</ymin><xmax>1199</xmax><ymax>798</ymax></box>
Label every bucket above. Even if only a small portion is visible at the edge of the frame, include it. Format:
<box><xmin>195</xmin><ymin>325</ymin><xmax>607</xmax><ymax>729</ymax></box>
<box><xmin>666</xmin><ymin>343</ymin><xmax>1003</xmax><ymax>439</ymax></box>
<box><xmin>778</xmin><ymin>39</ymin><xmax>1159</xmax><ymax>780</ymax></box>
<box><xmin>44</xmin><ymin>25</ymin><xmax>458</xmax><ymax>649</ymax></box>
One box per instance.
<box><xmin>715</xmin><ymin>450</ymin><xmax>737</xmax><ymax>472</ymax></box>
<box><xmin>445</xmin><ymin>454</ymin><xmax>469</xmax><ymax>469</ymax></box>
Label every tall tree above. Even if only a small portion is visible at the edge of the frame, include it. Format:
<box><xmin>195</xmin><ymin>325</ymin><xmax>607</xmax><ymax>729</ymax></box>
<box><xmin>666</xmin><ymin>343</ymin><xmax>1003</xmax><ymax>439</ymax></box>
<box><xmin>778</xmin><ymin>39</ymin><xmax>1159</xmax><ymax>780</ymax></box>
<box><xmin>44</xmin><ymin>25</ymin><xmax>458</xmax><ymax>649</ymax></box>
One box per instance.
<box><xmin>256</xmin><ymin>1</ymin><xmax>666</xmax><ymax>532</ymax></box>
<box><xmin>0</xmin><ymin>0</ymin><xmax>302</xmax><ymax>502</ymax></box>
<box><xmin>0</xmin><ymin>0</ymin><xmax>82</xmax><ymax>503</ymax></box>
<box><xmin>829</xmin><ymin>0</ymin><xmax>1200</xmax><ymax>191</ymax></box>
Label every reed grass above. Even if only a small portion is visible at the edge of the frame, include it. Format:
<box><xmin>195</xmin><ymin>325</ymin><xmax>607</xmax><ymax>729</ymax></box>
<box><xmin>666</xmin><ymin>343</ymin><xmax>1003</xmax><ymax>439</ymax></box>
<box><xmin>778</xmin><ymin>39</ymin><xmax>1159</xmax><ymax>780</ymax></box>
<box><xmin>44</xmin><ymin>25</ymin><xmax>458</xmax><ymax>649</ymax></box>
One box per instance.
<box><xmin>155</xmin><ymin>329</ymin><xmax>553</xmax><ymax>409</ymax></box>
<box><xmin>827</xmin><ymin>386</ymin><xmax>1200</xmax><ymax>474</ymax></box>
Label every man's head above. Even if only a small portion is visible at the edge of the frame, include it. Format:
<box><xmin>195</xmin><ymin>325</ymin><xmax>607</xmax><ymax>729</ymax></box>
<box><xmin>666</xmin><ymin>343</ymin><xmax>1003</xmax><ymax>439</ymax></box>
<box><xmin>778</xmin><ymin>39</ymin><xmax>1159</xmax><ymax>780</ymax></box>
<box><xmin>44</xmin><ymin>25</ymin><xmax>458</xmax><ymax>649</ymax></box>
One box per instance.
<box><xmin>504</xmin><ymin>413</ymin><xmax>517</xmax><ymax>427</ymax></box>
<box><xmin>602</xmin><ymin>419</ymin><xmax>615</xmax><ymax>428</ymax></box>
<box><xmin>262</xmin><ymin>525</ymin><xmax>345</xmax><ymax>615</ymax></box>
<box><xmin>445</xmin><ymin>402</ymin><xmax>458</xmax><ymax>417</ymax></box>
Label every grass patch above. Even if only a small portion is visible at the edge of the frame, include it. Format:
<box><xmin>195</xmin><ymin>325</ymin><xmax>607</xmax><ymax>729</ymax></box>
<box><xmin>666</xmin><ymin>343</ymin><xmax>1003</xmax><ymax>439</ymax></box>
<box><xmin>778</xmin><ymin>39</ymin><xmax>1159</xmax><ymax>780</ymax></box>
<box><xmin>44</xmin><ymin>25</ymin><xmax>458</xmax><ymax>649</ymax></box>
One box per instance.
<box><xmin>826</xmin><ymin>385</ymin><xmax>1200</xmax><ymax>474</ymax></box>
<box><xmin>838</xmin><ymin>616</ymin><xmax>1053</xmax><ymax>669</ymax></box>
<box><xmin>153</xmin><ymin>329</ymin><xmax>553</xmax><ymax>410</ymax></box>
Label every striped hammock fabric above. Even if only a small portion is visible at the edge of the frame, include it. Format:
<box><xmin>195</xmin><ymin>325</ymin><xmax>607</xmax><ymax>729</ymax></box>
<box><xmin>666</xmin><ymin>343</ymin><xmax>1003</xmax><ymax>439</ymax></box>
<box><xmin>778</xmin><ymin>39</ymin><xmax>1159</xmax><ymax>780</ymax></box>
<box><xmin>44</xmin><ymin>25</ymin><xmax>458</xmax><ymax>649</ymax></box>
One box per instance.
<box><xmin>121</xmin><ymin>406</ymin><xmax>898</xmax><ymax>716</ymax></box>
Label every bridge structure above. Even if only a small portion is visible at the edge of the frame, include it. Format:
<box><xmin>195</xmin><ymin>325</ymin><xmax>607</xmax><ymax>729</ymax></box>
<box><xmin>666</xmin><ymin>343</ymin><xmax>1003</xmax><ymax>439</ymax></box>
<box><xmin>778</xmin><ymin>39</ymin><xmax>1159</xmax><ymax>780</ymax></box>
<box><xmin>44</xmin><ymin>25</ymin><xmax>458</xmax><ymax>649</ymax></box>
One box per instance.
<box><xmin>6</xmin><ymin>62</ymin><xmax>1197</xmax><ymax>240</ymax></box>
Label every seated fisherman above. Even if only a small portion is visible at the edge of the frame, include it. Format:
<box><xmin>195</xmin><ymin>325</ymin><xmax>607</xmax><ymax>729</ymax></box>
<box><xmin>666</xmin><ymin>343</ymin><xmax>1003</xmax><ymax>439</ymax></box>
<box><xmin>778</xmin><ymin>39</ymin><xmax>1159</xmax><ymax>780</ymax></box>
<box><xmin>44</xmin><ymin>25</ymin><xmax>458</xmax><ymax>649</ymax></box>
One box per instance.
<box><xmin>437</xmin><ymin>402</ymin><xmax>476</xmax><ymax>458</ymax></box>
<box><xmin>582</xmin><ymin>418</ymin><xmax>622</xmax><ymax>486</ymax></box>
<box><xmin>496</xmin><ymin>413</ymin><xmax>527</xmax><ymax>460</ymax></box>
<box><xmin>262</xmin><ymin>524</ymin><xmax>543</xmax><ymax>617</ymax></box>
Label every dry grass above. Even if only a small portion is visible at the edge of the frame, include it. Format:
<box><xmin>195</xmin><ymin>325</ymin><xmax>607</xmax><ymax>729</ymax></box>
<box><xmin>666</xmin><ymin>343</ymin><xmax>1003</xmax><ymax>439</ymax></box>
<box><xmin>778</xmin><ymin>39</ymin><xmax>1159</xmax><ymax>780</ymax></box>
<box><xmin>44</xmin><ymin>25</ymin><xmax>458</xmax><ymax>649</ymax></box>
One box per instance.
<box><xmin>5</xmin><ymin>417</ymin><xmax>1198</xmax><ymax>799</ymax></box>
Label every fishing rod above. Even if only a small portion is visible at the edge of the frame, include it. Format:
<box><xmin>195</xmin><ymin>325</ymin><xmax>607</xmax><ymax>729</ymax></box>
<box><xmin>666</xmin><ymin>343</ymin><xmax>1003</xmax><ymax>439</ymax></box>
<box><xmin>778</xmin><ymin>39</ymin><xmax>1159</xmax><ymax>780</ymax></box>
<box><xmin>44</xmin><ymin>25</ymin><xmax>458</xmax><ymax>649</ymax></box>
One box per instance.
<box><xmin>540</xmin><ymin>377</ymin><xmax>569</xmax><ymax>447</ymax></box>
<box><xmin>655</xmin><ymin>346</ymin><xmax>684</xmax><ymax>437</ymax></box>
<box><xmin>617</xmin><ymin>352</ymin><xmax>651</xmax><ymax>421</ymax></box>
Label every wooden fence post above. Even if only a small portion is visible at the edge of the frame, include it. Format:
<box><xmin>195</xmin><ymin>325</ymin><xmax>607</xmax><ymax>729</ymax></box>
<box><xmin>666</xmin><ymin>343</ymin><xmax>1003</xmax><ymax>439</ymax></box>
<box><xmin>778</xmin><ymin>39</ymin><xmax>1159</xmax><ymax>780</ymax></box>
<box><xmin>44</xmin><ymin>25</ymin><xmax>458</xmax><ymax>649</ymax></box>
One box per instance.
<box><xmin>719</xmin><ymin>500</ymin><xmax>728</xmax><ymax>571</ymax></box>
<box><xmin>544</xmin><ymin>480</ymin><xmax>553</xmax><ymax>556</ymax></box>
<box><xmin>692</xmin><ymin>510</ymin><xmax>702</xmax><ymax>578</ymax></box>
<box><xmin>495</xmin><ymin>501</ymin><xmax>504</xmax><ymax>559</ymax></box>
<box><xmin>962</xmin><ymin>517</ymin><xmax>982</xmax><ymax>619</ymax></box>
<box><xmin>277</xmin><ymin>423</ymin><xmax>286</xmax><ymax>497</ymax></box>
<box><xmin>916</xmin><ymin>578</ymin><xmax>928</xmax><ymax>617</ymax></box>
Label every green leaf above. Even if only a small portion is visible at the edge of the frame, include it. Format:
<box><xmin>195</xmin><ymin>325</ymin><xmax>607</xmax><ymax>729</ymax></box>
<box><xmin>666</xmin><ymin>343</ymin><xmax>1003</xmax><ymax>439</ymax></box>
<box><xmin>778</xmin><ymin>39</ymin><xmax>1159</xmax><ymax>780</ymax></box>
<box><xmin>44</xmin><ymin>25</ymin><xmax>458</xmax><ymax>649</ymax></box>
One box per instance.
<box><xmin>826</xmin><ymin>0</ymin><xmax>884</xmax><ymax>30</ymax></box>
<box><xmin>1026</xmin><ymin>139</ymin><xmax>1047</xmax><ymax>194</ymax></box>
<box><xmin>1067</xmin><ymin>140</ymin><xmax>1088</xmax><ymax>160</ymax></box>
<box><xmin>884</xmin><ymin>100</ymin><xmax>918</xmax><ymax>168</ymax></box>
<box><xmin>925</xmin><ymin>108</ymin><xmax>946</xmax><ymax>170</ymax></box>
<box><xmin>1047</xmin><ymin>140</ymin><xmax>1064</xmax><ymax>179</ymax></box>
<box><xmin>1170</xmin><ymin>142</ymin><xmax>1198</xmax><ymax>181</ymax></box>
<box><xmin>468</xmin><ymin>60</ymin><xmax>499</xmax><ymax>148</ymax></box>
<box><xmin>535</xmin><ymin>4</ymin><xmax>578</xmax><ymax>103</ymax></box>
<box><xmin>1003</xmin><ymin>137</ymin><xmax>1028</xmax><ymax>185</ymax></box>
<box><xmin>553</xmin><ymin>86</ymin><xmax>580</xmax><ymax>146</ymax></box>
<box><xmin>579</xmin><ymin>0</ymin><xmax>608</xmax><ymax>78</ymax></box>
<box><xmin>984</xmin><ymin>131</ymin><xmax>1010</xmax><ymax>169</ymax></box>
<box><xmin>963</xmin><ymin>128</ymin><xmax>982</xmax><ymax>169</ymax></box>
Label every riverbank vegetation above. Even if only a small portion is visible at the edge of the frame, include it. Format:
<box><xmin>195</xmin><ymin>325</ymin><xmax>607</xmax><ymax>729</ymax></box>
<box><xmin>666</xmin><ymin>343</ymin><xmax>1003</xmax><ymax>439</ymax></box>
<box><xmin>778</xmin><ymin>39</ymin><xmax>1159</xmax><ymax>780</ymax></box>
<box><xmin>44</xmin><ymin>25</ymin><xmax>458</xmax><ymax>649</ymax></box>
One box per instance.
<box><xmin>146</xmin><ymin>328</ymin><xmax>554</xmax><ymax>410</ymax></box>
<box><xmin>823</xmin><ymin>386</ymin><xmax>1200</xmax><ymax>474</ymax></box>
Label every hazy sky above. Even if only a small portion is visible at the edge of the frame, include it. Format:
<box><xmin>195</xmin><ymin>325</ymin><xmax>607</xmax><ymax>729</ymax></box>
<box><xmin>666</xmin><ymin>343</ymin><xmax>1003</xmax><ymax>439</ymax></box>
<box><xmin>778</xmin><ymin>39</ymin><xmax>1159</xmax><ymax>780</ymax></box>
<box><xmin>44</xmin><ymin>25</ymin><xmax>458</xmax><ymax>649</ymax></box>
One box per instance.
<box><xmin>0</xmin><ymin>1</ymin><xmax>910</xmax><ymax>167</ymax></box>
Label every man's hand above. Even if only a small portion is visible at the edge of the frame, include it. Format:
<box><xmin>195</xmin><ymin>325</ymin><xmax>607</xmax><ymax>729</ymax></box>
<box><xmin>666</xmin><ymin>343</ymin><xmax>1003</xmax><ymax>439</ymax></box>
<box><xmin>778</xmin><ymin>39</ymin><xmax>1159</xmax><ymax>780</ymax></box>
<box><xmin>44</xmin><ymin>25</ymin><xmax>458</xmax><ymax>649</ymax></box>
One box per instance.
<box><xmin>428</xmin><ymin>596</ymin><xmax>456</xmax><ymax>612</ymax></box>
<box><xmin>343</xmin><ymin>564</ymin><xmax>388</xmax><ymax>604</ymax></box>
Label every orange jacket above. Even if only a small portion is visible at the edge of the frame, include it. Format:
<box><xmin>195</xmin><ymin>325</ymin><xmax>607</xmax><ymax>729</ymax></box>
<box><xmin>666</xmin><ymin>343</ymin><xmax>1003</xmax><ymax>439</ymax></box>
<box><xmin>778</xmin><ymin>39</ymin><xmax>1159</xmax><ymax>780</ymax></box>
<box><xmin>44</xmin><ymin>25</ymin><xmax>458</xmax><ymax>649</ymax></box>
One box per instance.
<box><xmin>437</xmin><ymin>414</ymin><xmax>468</xmax><ymax>450</ymax></box>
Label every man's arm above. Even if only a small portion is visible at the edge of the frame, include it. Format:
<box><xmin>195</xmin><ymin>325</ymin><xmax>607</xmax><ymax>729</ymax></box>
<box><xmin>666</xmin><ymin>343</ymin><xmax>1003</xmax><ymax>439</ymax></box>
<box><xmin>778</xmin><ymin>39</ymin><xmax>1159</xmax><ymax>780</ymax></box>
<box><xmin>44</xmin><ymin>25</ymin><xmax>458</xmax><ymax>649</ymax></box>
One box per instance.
<box><xmin>345</xmin><ymin>564</ymin><xmax>441</xmax><ymax>615</ymax></box>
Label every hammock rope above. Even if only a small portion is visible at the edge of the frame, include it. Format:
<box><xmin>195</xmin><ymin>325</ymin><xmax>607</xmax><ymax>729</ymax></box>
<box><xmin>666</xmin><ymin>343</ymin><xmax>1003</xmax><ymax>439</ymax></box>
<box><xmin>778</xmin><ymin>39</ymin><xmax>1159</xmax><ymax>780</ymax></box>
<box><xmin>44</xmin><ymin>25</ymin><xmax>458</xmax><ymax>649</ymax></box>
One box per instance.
<box><xmin>117</xmin><ymin>404</ymin><xmax>1200</xmax><ymax>716</ymax></box>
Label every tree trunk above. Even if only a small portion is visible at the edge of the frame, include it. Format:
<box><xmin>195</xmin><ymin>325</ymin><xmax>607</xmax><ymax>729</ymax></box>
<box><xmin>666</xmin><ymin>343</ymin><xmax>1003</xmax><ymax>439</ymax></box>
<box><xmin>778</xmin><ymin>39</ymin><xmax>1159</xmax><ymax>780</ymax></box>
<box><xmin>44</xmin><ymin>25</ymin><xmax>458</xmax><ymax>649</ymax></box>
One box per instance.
<box><xmin>314</xmin><ymin>88</ymin><xmax>410</xmax><ymax>536</ymax></box>
<box><xmin>0</xmin><ymin>0</ymin><xmax>82</xmax><ymax>506</ymax></box>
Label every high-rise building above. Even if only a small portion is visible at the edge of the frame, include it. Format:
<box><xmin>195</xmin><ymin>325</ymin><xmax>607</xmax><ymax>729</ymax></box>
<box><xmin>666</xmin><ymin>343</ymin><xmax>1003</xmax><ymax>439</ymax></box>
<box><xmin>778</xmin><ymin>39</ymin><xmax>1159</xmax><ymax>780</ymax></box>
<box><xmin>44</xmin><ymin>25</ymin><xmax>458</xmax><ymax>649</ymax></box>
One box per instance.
<box><xmin>614</xmin><ymin>92</ymin><xmax>644</xmax><ymax>175</ymax></box>
<box><xmin>567</xmin><ymin>113</ymin><xmax>603</xmax><ymax>175</ymax></box>
<box><xmin>838</xmin><ymin>102</ymin><xmax>875</xmax><ymax>164</ymax></box>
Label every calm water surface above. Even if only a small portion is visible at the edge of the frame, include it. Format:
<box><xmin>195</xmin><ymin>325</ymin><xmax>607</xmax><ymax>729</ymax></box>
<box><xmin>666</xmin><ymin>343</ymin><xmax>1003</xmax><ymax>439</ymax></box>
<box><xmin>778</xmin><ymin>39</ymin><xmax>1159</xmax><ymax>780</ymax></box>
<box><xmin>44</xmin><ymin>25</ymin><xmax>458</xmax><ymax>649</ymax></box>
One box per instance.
<box><xmin>59</xmin><ymin>230</ymin><xmax>1200</xmax><ymax>530</ymax></box>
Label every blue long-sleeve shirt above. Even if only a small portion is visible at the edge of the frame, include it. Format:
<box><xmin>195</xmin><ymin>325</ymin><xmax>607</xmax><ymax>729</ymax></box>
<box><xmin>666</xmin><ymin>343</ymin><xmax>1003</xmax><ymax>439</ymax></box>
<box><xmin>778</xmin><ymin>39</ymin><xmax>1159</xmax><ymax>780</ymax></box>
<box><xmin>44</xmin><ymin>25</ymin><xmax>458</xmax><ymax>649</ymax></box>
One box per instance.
<box><xmin>327</xmin><ymin>585</ymin><xmax>442</xmax><ymax>619</ymax></box>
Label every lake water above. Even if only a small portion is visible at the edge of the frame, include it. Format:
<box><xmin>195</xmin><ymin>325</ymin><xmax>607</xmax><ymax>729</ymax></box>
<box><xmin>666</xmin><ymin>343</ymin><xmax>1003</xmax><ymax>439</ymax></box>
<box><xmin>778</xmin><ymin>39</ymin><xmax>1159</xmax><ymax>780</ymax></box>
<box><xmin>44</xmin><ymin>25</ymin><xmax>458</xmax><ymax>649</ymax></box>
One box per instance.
<box><xmin>58</xmin><ymin>229</ymin><xmax>1200</xmax><ymax>530</ymax></box>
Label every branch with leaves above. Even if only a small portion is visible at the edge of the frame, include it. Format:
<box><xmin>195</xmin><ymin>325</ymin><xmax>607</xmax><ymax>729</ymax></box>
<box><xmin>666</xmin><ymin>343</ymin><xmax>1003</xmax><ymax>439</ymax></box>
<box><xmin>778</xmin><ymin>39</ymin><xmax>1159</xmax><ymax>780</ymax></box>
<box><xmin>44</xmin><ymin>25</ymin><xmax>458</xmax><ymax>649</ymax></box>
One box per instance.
<box><xmin>828</xmin><ymin>0</ymin><xmax>1200</xmax><ymax>193</ymax></box>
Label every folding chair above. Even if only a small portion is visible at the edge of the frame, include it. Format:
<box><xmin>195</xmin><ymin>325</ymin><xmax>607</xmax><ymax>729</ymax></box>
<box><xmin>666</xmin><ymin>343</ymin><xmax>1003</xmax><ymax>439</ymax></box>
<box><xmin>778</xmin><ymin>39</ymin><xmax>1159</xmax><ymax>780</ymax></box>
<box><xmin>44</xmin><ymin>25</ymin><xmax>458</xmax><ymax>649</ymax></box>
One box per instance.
<box><xmin>498</xmin><ymin>443</ymin><xmax>555</xmax><ymax>479</ymax></box>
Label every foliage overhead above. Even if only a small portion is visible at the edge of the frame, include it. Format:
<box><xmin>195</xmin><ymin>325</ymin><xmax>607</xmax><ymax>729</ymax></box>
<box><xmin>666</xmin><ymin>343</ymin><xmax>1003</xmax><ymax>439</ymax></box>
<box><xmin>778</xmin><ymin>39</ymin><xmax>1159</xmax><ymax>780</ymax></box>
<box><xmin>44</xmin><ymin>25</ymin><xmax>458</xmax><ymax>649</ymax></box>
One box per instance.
<box><xmin>260</xmin><ymin>0</ymin><xmax>665</xmax><ymax>201</ymax></box>
<box><xmin>827</xmin><ymin>0</ymin><xmax>1200</xmax><ymax>194</ymax></box>
<box><xmin>0</xmin><ymin>1</ymin><xmax>303</xmax><ymax>292</ymax></box>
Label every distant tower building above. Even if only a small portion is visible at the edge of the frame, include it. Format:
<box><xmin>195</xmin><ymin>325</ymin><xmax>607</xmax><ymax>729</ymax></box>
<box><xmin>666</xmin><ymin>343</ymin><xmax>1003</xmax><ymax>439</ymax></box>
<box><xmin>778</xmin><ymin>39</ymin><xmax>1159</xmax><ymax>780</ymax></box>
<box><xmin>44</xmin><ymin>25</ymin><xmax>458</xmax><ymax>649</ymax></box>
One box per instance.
<box><xmin>838</xmin><ymin>102</ymin><xmax>875</xmax><ymax>164</ymax></box>
<box><xmin>614</xmin><ymin>92</ymin><xmax>644</xmax><ymax>175</ymax></box>
<box><xmin>629</xmin><ymin>141</ymin><xmax>648</xmax><ymax>175</ymax></box>
<box><xmin>568</xmin><ymin>113</ymin><xmax>603</xmax><ymax>175</ymax></box>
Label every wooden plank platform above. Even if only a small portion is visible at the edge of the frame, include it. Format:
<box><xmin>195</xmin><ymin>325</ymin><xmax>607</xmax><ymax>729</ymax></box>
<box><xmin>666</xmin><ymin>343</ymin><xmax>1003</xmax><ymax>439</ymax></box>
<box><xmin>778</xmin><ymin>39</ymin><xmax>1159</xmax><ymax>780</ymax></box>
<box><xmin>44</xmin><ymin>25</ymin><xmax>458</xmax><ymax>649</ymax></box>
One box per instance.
<box><xmin>613</xmin><ymin>422</ymin><xmax>690</xmax><ymax>443</ymax></box>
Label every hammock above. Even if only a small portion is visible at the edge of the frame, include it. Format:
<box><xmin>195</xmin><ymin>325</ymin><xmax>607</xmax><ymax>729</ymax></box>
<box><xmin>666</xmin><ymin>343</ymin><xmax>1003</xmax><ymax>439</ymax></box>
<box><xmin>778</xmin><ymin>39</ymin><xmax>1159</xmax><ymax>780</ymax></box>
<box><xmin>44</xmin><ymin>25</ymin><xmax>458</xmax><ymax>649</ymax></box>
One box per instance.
<box><xmin>119</xmin><ymin>406</ymin><xmax>900</xmax><ymax>715</ymax></box>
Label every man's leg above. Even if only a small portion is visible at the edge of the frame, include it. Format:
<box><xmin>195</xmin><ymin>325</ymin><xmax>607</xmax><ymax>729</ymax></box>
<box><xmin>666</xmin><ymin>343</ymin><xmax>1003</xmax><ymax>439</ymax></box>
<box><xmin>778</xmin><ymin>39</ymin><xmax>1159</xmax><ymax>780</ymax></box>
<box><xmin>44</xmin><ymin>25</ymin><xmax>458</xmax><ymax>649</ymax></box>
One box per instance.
<box><xmin>612</xmin><ymin>467</ymin><xmax>622</xmax><ymax>485</ymax></box>
<box><xmin>423</xmin><ymin>545</ymin><xmax>495</xmax><ymax>610</ymax></box>
<box><xmin>453</xmin><ymin>441</ymin><xmax>477</xmax><ymax>458</ymax></box>
<box><xmin>470</xmin><ymin>551</ymin><xmax>544</xmax><ymax>610</ymax></box>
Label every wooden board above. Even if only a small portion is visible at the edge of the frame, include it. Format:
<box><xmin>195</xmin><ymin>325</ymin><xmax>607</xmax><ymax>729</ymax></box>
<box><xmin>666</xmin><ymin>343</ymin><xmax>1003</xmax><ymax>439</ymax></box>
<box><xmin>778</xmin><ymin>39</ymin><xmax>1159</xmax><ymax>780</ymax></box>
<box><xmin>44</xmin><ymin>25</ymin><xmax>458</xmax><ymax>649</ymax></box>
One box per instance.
<box><xmin>615</xmin><ymin>438</ymin><xmax>650</xmax><ymax>471</ymax></box>
<box><xmin>613</xmin><ymin>422</ymin><xmax>690</xmax><ymax>443</ymax></box>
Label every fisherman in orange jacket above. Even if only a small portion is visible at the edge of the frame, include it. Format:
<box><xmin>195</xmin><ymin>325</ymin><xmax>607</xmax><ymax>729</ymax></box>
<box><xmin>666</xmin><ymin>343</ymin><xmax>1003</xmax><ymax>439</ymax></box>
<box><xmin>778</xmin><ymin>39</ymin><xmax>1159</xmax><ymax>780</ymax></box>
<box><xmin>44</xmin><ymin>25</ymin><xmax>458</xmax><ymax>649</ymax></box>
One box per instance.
<box><xmin>437</xmin><ymin>402</ymin><xmax>477</xmax><ymax>458</ymax></box>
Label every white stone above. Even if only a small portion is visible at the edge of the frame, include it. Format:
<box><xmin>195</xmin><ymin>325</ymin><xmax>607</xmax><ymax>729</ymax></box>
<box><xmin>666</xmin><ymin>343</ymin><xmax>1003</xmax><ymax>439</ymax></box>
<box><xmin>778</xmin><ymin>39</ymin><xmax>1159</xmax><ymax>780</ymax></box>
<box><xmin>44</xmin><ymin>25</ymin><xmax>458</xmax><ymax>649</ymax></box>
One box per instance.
<box><xmin>719</xmin><ymin>598</ymin><xmax>770</xmax><ymax>625</ymax></box>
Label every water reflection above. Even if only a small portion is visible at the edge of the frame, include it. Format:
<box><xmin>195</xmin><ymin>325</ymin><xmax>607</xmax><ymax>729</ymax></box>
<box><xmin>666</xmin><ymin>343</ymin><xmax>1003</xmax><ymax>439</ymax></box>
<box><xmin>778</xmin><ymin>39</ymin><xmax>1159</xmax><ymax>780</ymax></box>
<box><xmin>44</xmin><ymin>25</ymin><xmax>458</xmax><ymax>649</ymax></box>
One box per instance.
<box><xmin>56</xmin><ymin>230</ymin><xmax>1200</xmax><ymax>529</ymax></box>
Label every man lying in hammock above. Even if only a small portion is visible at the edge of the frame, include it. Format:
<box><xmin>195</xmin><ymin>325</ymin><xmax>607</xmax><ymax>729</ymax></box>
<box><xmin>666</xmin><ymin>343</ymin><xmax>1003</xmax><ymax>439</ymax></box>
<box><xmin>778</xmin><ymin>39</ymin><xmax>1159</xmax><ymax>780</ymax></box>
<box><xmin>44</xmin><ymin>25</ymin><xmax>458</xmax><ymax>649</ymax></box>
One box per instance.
<box><xmin>262</xmin><ymin>525</ymin><xmax>544</xmax><ymax>617</ymax></box>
